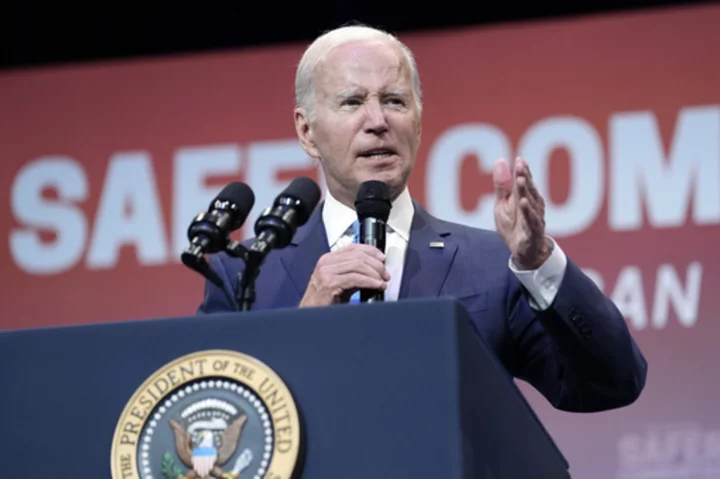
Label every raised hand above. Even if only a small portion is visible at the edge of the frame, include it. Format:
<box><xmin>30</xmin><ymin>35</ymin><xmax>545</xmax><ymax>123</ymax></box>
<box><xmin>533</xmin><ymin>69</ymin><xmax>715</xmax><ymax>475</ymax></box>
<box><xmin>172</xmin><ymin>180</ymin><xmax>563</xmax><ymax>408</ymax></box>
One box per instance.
<box><xmin>493</xmin><ymin>157</ymin><xmax>551</xmax><ymax>270</ymax></box>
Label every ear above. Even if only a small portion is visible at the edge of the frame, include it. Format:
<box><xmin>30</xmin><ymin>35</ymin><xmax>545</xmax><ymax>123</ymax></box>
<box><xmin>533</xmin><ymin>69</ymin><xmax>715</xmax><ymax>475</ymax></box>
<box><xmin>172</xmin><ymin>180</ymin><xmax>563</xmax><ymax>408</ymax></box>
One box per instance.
<box><xmin>414</xmin><ymin>110</ymin><xmax>422</xmax><ymax>147</ymax></box>
<box><xmin>294</xmin><ymin>107</ymin><xmax>321</xmax><ymax>159</ymax></box>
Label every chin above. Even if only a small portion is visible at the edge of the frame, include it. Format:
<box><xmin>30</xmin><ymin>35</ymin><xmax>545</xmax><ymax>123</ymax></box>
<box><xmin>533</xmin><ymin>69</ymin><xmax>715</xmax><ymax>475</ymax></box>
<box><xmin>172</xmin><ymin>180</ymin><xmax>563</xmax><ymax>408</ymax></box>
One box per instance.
<box><xmin>360</xmin><ymin>172</ymin><xmax>400</xmax><ymax>188</ymax></box>
<box><xmin>355</xmin><ymin>163</ymin><xmax>409</xmax><ymax>194</ymax></box>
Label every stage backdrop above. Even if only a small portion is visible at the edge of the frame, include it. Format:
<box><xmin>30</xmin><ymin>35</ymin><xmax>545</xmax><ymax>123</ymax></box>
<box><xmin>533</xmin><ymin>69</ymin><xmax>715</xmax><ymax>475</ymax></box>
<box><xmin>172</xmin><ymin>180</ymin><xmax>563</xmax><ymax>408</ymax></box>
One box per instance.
<box><xmin>1</xmin><ymin>4</ymin><xmax>718</xmax><ymax>478</ymax></box>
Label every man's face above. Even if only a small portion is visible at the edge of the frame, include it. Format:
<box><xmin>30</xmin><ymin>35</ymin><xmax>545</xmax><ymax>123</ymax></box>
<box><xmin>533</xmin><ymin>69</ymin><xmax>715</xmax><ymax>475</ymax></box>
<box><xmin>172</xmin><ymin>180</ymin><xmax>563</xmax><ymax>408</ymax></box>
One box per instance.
<box><xmin>295</xmin><ymin>39</ymin><xmax>422</xmax><ymax>205</ymax></box>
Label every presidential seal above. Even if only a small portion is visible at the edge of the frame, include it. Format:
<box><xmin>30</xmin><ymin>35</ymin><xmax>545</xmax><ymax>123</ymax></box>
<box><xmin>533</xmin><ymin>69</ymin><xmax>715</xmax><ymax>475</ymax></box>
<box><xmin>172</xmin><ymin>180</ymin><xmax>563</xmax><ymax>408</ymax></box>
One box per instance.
<box><xmin>111</xmin><ymin>350</ymin><xmax>301</xmax><ymax>479</ymax></box>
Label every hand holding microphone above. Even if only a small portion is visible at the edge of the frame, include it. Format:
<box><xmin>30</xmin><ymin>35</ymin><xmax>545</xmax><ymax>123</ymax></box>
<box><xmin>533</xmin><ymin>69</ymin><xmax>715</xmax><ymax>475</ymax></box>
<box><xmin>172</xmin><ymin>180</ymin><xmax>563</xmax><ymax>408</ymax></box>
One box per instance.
<box><xmin>300</xmin><ymin>180</ymin><xmax>392</xmax><ymax>308</ymax></box>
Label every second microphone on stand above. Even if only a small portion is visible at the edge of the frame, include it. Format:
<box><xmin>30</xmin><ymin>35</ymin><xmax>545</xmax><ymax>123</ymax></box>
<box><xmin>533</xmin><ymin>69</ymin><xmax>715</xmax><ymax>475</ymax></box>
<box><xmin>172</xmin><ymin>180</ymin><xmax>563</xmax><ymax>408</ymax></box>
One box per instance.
<box><xmin>354</xmin><ymin>180</ymin><xmax>392</xmax><ymax>303</ymax></box>
<box><xmin>235</xmin><ymin>176</ymin><xmax>322</xmax><ymax>311</ymax></box>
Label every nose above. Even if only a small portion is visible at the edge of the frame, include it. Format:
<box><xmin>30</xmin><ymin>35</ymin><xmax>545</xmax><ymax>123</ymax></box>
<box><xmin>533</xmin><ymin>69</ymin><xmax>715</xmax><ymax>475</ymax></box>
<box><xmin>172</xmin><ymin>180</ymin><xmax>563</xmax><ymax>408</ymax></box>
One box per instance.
<box><xmin>363</xmin><ymin>98</ymin><xmax>388</xmax><ymax>135</ymax></box>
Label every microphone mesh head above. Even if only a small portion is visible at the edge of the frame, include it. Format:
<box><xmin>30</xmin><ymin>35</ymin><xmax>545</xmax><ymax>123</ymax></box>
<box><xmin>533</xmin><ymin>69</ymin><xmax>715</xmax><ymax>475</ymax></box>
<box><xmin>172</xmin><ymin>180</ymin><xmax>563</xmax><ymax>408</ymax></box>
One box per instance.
<box><xmin>212</xmin><ymin>181</ymin><xmax>255</xmax><ymax>229</ymax></box>
<box><xmin>355</xmin><ymin>180</ymin><xmax>391</xmax><ymax>221</ymax></box>
<box><xmin>215</xmin><ymin>182</ymin><xmax>255</xmax><ymax>206</ymax></box>
<box><xmin>282</xmin><ymin>176</ymin><xmax>322</xmax><ymax>226</ymax></box>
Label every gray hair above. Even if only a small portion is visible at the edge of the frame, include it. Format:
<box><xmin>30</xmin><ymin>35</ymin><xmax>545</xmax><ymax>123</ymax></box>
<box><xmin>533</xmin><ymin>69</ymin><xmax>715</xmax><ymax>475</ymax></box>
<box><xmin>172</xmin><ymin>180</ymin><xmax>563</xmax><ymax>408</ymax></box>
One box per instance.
<box><xmin>294</xmin><ymin>23</ymin><xmax>423</xmax><ymax>121</ymax></box>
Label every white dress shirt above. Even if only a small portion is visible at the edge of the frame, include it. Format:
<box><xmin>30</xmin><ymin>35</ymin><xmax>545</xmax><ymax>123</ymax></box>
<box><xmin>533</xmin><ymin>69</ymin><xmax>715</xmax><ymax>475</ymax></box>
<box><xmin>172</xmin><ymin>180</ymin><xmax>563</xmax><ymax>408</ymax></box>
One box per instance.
<box><xmin>321</xmin><ymin>187</ymin><xmax>568</xmax><ymax>310</ymax></box>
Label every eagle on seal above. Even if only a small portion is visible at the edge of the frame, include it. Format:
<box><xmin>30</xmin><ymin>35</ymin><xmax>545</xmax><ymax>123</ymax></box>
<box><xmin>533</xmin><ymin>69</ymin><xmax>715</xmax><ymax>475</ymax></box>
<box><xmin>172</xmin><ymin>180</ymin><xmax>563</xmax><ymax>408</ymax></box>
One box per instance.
<box><xmin>169</xmin><ymin>415</ymin><xmax>248</xmax><ymax>478</ymax></box>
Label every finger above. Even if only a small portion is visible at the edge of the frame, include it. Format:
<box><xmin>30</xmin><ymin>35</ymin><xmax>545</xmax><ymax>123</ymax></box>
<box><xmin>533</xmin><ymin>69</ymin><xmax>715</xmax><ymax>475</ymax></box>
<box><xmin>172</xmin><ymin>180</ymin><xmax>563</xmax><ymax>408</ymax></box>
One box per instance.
<box><xmin>342</xmin><ymin>243</ymin><xmax>386</xmax><ymax>262</ymax></box>
<box><xmin>515</xmin><ymin>175</ymin><xmax>544</xmax><ymax>213</ymax></box>
<box><xmin>493</xmin><ymin>158</ymin><xmax>513</xmax><ymax>201</ymax></box>
<box><xmin>323</xmin><ymin>246</ymin><xmax>389</xmax><ymax>281</ymax></box>
<box><xmin>331</xmin><ymin>256</ymin><xmax>389</xmax><ymax>282</ymax></box>
<box><xmin>337</xmin><ymin>273</ymin><xmax>388</xmax><ymax>292</ymax></box>
<box><xmin>354</xmin><ymin>248</ymin><xmax>391</xmax><ymax>280</ymax></box>
<box><xmin>515</xmin><ymin>160</ymin><xmax>544</xmax><ymax>206</ymax></box>
<box><xmin>519</xmin><ymin>197</ymin><xmax>545</xmax><ymax>234</ymax></box>
<box><xmin>515</xmin><ymin>156</ymin><xmax>537</xmax><ymax>182</ymax></box>
<box><xmin>355</xmin><ymin>256</ymin><xmax>390</xmax><ymax>281</ymax></box>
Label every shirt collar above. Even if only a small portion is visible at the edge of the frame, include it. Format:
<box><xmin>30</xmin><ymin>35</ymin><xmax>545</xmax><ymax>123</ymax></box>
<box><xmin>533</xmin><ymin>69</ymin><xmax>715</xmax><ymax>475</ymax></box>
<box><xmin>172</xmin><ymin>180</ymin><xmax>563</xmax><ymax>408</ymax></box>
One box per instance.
<box><xmin>322</xmin><ymin>186</ymin><xmax>415</xmax><ymax>248</ymax></box>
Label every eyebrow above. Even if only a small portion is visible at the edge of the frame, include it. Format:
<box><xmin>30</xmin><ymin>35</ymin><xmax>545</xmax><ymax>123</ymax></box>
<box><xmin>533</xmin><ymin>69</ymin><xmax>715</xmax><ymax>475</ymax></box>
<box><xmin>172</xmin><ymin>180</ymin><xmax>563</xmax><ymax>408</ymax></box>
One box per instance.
<box><xmin>385</xmin><ymin>89</ymin><xmax>410</xmax><ymax>98</ymax></box>
<box><xmin>335</xmin><ymin>89</ymin><xmax>410</xmax><ymax>101</ymax></box>
<box><xmin>335</xmin><ymin>90</ymin><xmax>361</xmax><ymax>101</ymax></box>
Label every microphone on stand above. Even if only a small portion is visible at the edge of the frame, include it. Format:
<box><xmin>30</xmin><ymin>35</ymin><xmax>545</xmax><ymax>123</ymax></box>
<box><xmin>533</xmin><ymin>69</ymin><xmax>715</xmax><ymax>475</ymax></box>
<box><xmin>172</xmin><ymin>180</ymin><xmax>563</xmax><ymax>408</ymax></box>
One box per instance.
<box><xmin>181</xmin><ymin>181</ymin><xmax>255</xmax><ymax>289</ymax></box>
<box><xmin>251</xmin><ymin>176</ymin><xmax>322</xmax><ymax>255</ymax></box>
<box><xmin>354</xmin><ymin>180</ymin><xmax>392</xmax><ymax>303</ymax></box>
<box><xmin>234</xmin><ymin>176</ymin><xmax>322</xmax><ymax>311</ymax></box>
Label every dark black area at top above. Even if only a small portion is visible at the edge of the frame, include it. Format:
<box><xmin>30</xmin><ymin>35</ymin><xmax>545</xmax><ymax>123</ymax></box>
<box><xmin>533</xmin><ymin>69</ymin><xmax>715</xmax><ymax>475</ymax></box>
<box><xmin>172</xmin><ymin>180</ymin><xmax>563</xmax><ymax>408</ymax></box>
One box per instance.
<box><xmin>0</xmin><ymin>0</ymin><xmax>706</xmax><ymax>70</ymax></box>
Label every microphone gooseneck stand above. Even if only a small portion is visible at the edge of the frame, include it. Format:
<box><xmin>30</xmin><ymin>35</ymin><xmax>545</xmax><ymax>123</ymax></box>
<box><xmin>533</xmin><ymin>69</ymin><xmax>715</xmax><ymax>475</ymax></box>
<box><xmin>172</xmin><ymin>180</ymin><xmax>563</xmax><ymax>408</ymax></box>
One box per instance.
<box><xmin>225</xmin><ymin>240</ymin><xmax>265</xmax><ymax>312</ymax></box>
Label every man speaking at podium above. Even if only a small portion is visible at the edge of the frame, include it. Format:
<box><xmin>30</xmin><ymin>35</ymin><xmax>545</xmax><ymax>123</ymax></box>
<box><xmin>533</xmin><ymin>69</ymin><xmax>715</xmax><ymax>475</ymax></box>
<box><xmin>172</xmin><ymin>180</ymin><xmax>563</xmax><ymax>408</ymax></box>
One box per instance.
<box><xmin>198</xmin><ymin>24</ymin><xmax>647</xmax><ymax>413</ymax></box>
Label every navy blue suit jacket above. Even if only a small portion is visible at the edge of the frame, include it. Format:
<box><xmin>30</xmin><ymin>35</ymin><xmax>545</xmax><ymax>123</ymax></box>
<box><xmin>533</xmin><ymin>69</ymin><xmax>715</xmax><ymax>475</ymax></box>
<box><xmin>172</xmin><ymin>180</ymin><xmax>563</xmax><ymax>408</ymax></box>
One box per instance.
<box><xmin>198</xmin><ymin>200</ymin><xmax>647</xmax><ymax>413</ymax></box>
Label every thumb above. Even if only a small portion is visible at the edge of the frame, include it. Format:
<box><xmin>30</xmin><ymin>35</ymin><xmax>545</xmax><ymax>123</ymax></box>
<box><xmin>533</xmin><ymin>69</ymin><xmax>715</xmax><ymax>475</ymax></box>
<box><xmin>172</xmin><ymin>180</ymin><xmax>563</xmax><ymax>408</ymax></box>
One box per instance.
<box><xmin>493</xmin><ymin>158</ymin><xmax>513</xmax><ymax>201</ymax></box>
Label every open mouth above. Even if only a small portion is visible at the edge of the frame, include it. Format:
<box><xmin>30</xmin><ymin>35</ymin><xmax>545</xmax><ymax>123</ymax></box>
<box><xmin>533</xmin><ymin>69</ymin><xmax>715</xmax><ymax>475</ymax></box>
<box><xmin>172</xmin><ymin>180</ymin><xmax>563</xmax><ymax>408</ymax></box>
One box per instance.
<box><xmin>359</xmin><ymin>148</ymin><xmax>397</xmax><ymax>159</ymax></box>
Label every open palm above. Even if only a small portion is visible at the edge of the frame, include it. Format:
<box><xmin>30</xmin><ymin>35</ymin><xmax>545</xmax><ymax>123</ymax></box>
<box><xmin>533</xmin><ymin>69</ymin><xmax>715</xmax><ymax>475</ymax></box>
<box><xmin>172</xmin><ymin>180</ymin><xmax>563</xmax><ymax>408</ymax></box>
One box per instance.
<box><xmin>493</xmin><ymin>157</ymin><xmax>549</xmax><ymax>270</ymax></box>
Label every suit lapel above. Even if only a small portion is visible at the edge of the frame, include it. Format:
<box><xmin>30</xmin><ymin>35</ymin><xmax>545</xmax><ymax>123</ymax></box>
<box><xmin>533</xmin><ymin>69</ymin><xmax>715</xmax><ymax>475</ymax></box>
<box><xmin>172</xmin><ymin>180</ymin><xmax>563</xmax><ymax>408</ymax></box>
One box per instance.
<box><xmin>399</xmin><ymin>202</ymin><xmax>458</xmax><ymax>299</ymax></box>
<box><xmin>280</xmin><ymin>204</ymin><xmax>330</xmax><ymax>299</ymax></box>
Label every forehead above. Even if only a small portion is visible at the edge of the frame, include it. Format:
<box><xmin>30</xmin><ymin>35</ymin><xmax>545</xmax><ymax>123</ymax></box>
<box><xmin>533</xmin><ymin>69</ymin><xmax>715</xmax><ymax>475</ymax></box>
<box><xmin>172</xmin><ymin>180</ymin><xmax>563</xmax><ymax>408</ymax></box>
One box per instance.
<box><xmin>315</xmin><ymin>40</ymin><xmax>411</xmax><ymax>94</ymax></box>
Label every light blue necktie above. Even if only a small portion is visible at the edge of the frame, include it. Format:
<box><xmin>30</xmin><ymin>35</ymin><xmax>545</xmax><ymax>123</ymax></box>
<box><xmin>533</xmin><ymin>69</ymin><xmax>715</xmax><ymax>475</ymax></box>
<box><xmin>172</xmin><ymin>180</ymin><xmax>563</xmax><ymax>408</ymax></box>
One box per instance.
<box><xmin>349</xmin><ymin>220</ymin><xmax>360</xmax><ymax>304</ymax></box>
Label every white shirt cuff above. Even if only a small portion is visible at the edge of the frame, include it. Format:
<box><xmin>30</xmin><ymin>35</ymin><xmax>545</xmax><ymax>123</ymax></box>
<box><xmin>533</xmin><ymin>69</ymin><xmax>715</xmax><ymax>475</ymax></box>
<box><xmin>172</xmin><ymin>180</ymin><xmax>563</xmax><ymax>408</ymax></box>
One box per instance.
<box><xmin>508</xmin><ymin>236</ymin><xmax>567</xmax><ymax>311</ymax></box>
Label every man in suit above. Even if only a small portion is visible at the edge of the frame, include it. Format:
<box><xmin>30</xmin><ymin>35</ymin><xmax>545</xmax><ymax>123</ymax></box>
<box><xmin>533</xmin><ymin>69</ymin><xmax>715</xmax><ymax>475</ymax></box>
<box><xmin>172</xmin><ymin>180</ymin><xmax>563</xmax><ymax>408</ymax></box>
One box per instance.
<box><xmin>198</xmin><ymin>24</ymin><xmax>647</xmax><ymax>413</ymax></box>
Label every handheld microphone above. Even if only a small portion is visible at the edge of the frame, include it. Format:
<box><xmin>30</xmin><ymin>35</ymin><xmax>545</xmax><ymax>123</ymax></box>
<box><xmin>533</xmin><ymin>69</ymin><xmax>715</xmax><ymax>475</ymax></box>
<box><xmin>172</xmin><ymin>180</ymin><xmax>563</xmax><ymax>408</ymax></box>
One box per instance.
<box><xmin>354</xmin><ymin>180</ymin><xmax>392</xmax><ymax>303</ymax></box>
<box><xmin>181</xmin><ymin>181</ymin><xmax>255</xmax><ymax>287</ymax></box>
<box><xmin>251</xmin><ymin>176</ymin><xmax>322</xmax><ymax>255</ymax></box>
